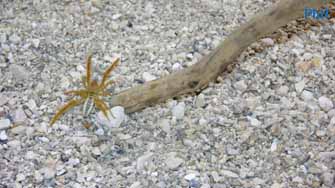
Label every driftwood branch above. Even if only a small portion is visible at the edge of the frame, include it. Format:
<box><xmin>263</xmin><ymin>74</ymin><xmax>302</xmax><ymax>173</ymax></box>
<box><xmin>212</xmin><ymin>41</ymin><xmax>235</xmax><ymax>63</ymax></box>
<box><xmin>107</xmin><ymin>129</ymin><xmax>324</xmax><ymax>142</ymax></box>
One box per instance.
<box><xmin>110</xmin><ymin>0</ymin><xmax>326</xmax><ymax>113</ymax></box>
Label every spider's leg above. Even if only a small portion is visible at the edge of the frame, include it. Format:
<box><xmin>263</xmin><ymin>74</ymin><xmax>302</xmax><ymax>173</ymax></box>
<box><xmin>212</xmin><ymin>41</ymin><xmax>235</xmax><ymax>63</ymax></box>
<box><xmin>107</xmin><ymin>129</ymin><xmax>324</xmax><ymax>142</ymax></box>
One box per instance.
<box><xmin>81</xmin><ymin>75</ymin><xmax>87</xmax><ymax>88</ymax></box>
<box><xmin>101</xmin><ymin>57</ymin><xmax>120</xmax><ymax>86</ymax></box>
<box><xmin>82</xmin><ymin>97</ymin><xmax>94</xmax><ymax>116</ymax></box>
<box><xmin>101</xmin><ymin>80</ymin><xmax>115</xmax><ymax>90</ymax></box>
<box><xmin>93</xmin><ymin>97</ymin><xmax>114</xmax><ymax>119</ymax></box>
<box><xmin>50</xmin><ymin>99</ymin><xmax>84</xmax><ymax>126</ymax></box>
<box><xmin>86</xmin><ymin>54</ymin><xmax>93</xmax><ymax>87</ymax></box>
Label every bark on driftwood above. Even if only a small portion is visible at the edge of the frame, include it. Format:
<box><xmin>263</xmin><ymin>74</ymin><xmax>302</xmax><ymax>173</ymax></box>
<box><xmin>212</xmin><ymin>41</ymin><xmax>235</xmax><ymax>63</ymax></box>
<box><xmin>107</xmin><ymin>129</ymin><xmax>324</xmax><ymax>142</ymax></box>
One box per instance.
<box><xmin>110</xmin><ymin>0</ymin><xmax>326</xmax><ymax>113</ymax></box>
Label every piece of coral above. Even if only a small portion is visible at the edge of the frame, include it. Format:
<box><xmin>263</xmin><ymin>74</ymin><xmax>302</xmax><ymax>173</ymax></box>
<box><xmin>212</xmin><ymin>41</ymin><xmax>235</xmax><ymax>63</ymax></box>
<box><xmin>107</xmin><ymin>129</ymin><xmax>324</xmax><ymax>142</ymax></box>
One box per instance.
<box><xmin>50</xmin><ymin>55</ymin><xmax>120</xmax><ymax>126</ymax></box>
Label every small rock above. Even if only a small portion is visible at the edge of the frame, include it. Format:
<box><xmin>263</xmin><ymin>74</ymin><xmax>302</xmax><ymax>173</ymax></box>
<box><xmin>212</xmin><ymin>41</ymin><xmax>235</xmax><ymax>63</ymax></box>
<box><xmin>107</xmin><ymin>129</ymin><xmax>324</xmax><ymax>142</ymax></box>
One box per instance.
<box><xmin>221</xmin><ymin>170</ymin><xmax>239</xmax><ymax>178</ymax></box>
<box><xmin>260</xmin><ymin>38</ymin><xmax>274</xmax><ymax>46</ymax></box>
<box><xmin>296</xmin><ymin>61</ymin><xmax>312</xmax><ymax>72</ymax></box>
<box><xmin>292</xmin><ymin>176</ymin><xmax>304</xmax><ymax>183</ymax></box>
<box><xmin>172</xmin><ymin>63</ymin><xmax>182</xmax><ymax>71</ymax></box>
<box><xmin>34</xmin><ymin>170</ymin><xmax>43</xmax><ymax>183</ymax></box>
<box><xmin>0</xmin><ymin>94</ymin><xmax>9</xmax><ymax>106</ymax></box>
<box><xmin>142</xmin><ymin>72</ymin><xmax>156</xmax><ymax>82</ymax></box>
<box><xmin>322</xmin><ymin>172</ymin><xmax>334</xmax><ymax>186</ymax></box>
<box><xmin>234</xmin><ymin>80</ymin><xmax>247</xmax><ymax>92</ymax></box>
<box><xmin>319</xmin><ymin>96</ymin><xmax>333</xmax><ymax>111</ymax></box>
<box><xmin>95</xmin><ymin>128</ymin><xmax>104</xmax><ymax>136</ymax></box>
<box><xmin>7</xmin><ymin>140</ymin><xmax>20</xmax><ymax>147</ymax></box>
<box><xmin>31</xmin><ymin>38</ymin><xmax>40</xmax><ymax>48</ymax></box>
<box><xmin>295</xmin><ymin>80</ymin><xmax>305</xmax><ymax>93</ymax></box>
<box><xmin>96</xmin><ymin>106</ymin><xmax>126</xmax><ymax>128</ymax></box>
<box><xmin>271</xmin><ymin>182</ymin><xmax>283</xmax><ymax>188</ymax></box>
<box><xmin>198</xmin><ymin>118</ymin><xmax>207</xmax><ymax>126</ymax></box>
<box><xmin>323</xmin><ymin>34</ymin><xmax>332</xmax><ymax>39</ymax></box>
<box><xmin>195</xmin><ymin>94</ymin><xmax>206</xmax><ymax>108</ymax></box>
<box><xmin>14</xmin><ymin>108</ymin><xmax>27</xmax><ymax>125</ymax></box>
<box><xmin>276</xmin><ymin>86</ymin><xmax>289</xmax><ymax>96</ymax></box>
<box><xmin>91</xmin><ymin>0</ymin><xmax>103</xmax><ymax>9</ymax></box>
<box><xmin>270</xmin><ymin>139</ymin><xmax>278</xmax><ymax>152</ymax></box>
<box><xmin>26</xmin><ymin>151</ymin><xmax>38</xmax><ymax>160</ymax></box>
<box><xmin>16</xmin><ymin>173</ymin><xmax>25</xmax><ymax>182</ymax></box>
<box><xmin>200</xmin><ymin>184</ymin><xmax>211</xmax><ymax>188</ymax></box>
<box><xmin>9</xmin><ymin>34</ymin><xmax>21</xmax><ymax>43</ymax></box>
<box><xmin>172</xmin><ymin>102</ymin><xmax>185</xmax><ymax>119</ymax></box>
<box><xmin>130</xmin><ymin>181</ymin><xmax>141</xmax><ymax>188</ymax></box>
<box><xmin>67</xmin><ymin>158</ymin><xmax>80</xmax><ymax>166</ymax></box>
<box><xmin>91</xmin><ymin>147</ymin><xmax>101</xmax><ymax>156</ymax></box>
<box><xmin>159</xmin><ymin>119</ymin><xmax>170</xmax><ymax>134</ymax></box>
<box><xmin>0</xmin><ymin>119</ymin><xmax>11</xmax><ymax>130</ymax></box>
<box><xmin>248</xmin><ymin>116</ymin><xmax>261</xmax><ymax>127</ymax></box>
<box><xmin>9</xmin><ymin>64</ymin><xmax>30</xmax><ymax>81</ymax></box>
<box><xmin>0</xmin><ymin>130</ymin><xmax>8</xmax><ymax>141</ymax></box>
<box><xmin>184</xmin><ymin>173</ymin><xmax>198</xmax><ymax>181</ymax></box>
<box><xmin>27</xmin><ymin>99</ymin><xmax>37</xmax><ymax>111</ymax></box>
<box><xmin>112</xmin><ymin>13</ymin><xmax>122</xmax><ymax>20</ymax></box>
<box><xmin>137</xmin><ymin>152</ymin><xmax>154</xmax><ymax>171</ymax></box>
<box><xmin>10</xmin><ymin>126</ymin><xmax>26</xmax><ymax>135</ymax></box>
<box><xmin>40</xmin><ymin>167</ymin><xmax>56</xmax><ymax>180</ymax></box>
<box><xmin>165</xmin><ymin>154</ymin><xmax>184</xmax><ymax>170</ymax></box>
<box><xmin>301</xmin><ymin>90</ymin><xmax>314</xmax><ymax>101</ymax></box>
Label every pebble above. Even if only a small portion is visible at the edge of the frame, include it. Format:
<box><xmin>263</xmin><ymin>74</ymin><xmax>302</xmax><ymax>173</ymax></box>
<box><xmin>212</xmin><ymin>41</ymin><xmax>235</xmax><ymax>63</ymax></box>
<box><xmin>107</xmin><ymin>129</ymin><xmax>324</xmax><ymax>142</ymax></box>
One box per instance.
<box><xmin>165</xmin><ymin>153</ymin><xmax>184</xmax><ymax>170</ymax></box>
<box><xmin>295</xmin><ymin>80</ymin><xmax>305</xmax><ymax>93</ymax></box>
<box><xmin>276</xmin><ymin>85</ymin><xmax>289</xmax><ymax>96</ymax></box>
<box><xmin>195</xmin><ymin>94</ymin><xmax>206</xmax><ymax>108</ymax></box>
<box><xmin>318</xmin><ymin>96</ymin><xmax>333</xmax><ymax>111</ymax></box>
<box><xmin>96</xmin><ymin>106</ymin><xmax>126</xmax><ymax>128</ymax></box>
<box><xmin>184</xmin><ymin>173</ymin><xmax>198</xmax><ymax>181</ymax></box>
<box><xmin>248</xmin><ymin>116</ymin><xmax>261</xmax><ymax>127</ymax></box>
<box><xmin>25</xmin><ymin>151</ymin><xmax>38</xmax><ymax>160</ymax></box>
<box><xmin>11</xmin><ymin>126</ymin><xmax>26</xmax><ymax>135</ymax></box>
<box><xmin>322</xmin><ymin>172</ymin><xmax>334</xmax><ymax>186</ymax></box>
<box><xmin>40</xmin><ymin>167</ymin><xmax>56</xmax><ymax>180</ymax></box>
<box><xmin>172</xmin><ymin>63</ymin><xmax>182</xmax><ymax>71</ymax></box>
<box><xmin>9</xmin><ymin>33</ymin><xmax>21</xmax><ymax>43</ymax></box>
<box><xmin>172</xmin><ymin>102</ymin><xmax>185</xmax><ymax>119</ymax></box>
<box><xmin>271</xmin><ymin>182</ymin><xmax>283</xmax><ymax>188</ymax></box>
<box><xmin>0</xmin><ymin>119</ymin><xmax>11</xmax><ymax>130</ymax></box>
<box><xmin>7</xmin><ymin>140</ymin><xmax>21</xmax><ymax>148</ymax></box>
<box><xmin>159</xmin><ymin>119</ymin><xmax>170</xmax><ymax>134</ymax></box>
<box><xmin>9</xmin><ymin>64</ymin><xmax>30</xmax><ymax>81</ymax></box>
<box><xmin>301</xmin><ymin>90</ymin><xmax>314</xmax><ymax>101</ymax></box>
<box><xmin>137</xmin><ymin>152</ymin><xmax>154</xmax><ymax>171</ymax></box>
<box><xmin>0</xmin><ymin>130</ymin><xmax>8</xmax><ymax>141</ymax></box>
<box><xmin>200</xmin><ymin>184</ymin><xmax>211</xmax><ymax>188</ymax></box>
<box><xmin>0</xmin><ymin>94</ymin><xmax>9</xmax><ymax>106</ymax></box>
<box><xmin>142</xmin><ymin>72</ymin><xmax>157</xmax><ymax>82</ymax></box>
<box><xmin>234</xmin><ymin>80</ymin><xmax>248</xmax><ymax>92</ymax></box>
<box><xmin>221</xmin><ymin>170</ymin><xmax>239</xmax><ymax>178</ymax></box>
<box><xmin>260</xmin><ymin>38</ymin><xmax>274</xmax><ymax>46</ymax></box>
<box><xmin>16</xmin><ymin>173</ymin><xmax>26</xmax><ymax>182</ymax></box>
<box><xmin>130</xmin><ymin>181</ymin><xmax>142</xmax><ymax>188</ymax></box>
<box><xmin>31</xmin><ymin>38</ymin><xmax>40</xmax><ymax>48</ymax></box>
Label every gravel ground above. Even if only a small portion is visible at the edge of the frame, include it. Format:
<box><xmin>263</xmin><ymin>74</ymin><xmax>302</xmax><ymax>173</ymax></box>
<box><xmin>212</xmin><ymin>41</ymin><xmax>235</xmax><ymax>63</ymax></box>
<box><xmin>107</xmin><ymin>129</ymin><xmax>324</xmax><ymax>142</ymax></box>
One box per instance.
<box><xmin>1</xmin><ymin>0</ymin><xmax>335</xmax><ymax>187</ymax></box>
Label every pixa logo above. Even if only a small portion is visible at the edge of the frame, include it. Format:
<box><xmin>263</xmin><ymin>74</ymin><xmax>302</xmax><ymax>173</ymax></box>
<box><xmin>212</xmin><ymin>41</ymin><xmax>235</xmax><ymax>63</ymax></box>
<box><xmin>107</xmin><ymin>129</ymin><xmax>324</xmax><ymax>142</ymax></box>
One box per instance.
<box><xmin>305</xmin><ymin>0</ymin><xmax>332</xmax><ymax>19</ymax></box>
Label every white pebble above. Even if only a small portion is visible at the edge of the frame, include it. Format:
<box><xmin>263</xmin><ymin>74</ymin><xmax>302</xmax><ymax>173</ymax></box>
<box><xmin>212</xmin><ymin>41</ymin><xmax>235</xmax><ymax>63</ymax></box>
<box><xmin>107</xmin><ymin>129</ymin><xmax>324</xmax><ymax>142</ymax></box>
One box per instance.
<box><xmin>0</xmin><ymin>118</ymin><xmax>11</xmax><ymax>130</ymax></box>
<box><xmin>137</xmin><ymin>152</ymin><xmax>154</xmax><ymax>171</ymax></box>
<box><xmin>96</xmin><ymin>106</ymin><xmax>126</xmax><ymax>128</ymax></box>
<box><xmin>319</xmin><ymin>96</ymin><xmax>334</xmax><ymax>112</ymax></box>
<box><xmin>172</xmin><ymin>102</ymin><xmax>185</xmax><ymax>119</ymax></box>
<box><xmin>172</xmin><ymin>63</ymin><xmax>182</xmax><ymax>71</ymax></box>
<box><xmin>260</xmin><ymin>38</ymin><xmax>274</xmax><ymax>46</ymax></box>
<box><xmin>0</xmin><ymin>130</ymin><xmax>8</xmax><ymax>141</ymax></box>
<box><xmin>295</xmin><ymin>80</ymin><xmax>305</xmax><ymax>93</ymax></box>
<box><xmin>142</xmin><ymin>72</ymin><xmax>157</xmax><ymax>82</ymax></box>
